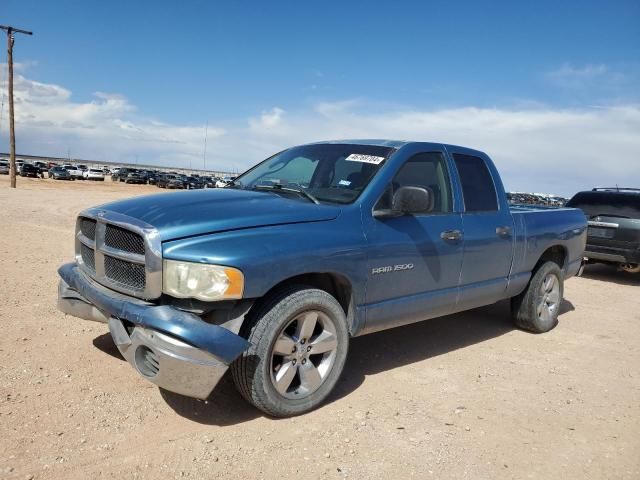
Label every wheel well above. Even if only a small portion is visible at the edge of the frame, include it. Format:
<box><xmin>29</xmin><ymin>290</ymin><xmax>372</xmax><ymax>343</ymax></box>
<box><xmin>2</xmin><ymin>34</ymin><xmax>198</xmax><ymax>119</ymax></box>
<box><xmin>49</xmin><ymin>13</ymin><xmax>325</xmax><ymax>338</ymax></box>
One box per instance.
<box><xmin>536</xmin><ymin>245</ymin><xmax>567</xmax><ymax>271</ymax></box>
<box><xmin>258</xmin><ymin>273</ymin><xmax>353</xmax><ymax>317</ymax></box>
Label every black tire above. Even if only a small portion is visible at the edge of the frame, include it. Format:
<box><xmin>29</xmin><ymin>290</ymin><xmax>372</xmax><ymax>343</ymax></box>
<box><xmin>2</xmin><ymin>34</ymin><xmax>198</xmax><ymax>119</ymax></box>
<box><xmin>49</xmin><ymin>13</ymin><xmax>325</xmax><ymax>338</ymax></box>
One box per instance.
<box><xmin>231</xmin><ymin>286</ymin><xmax>349</xmax><ymax>417</ymax></box>
<box><xmin>511</xmin><ymin>261</ymin><xmax>564</xmax><ymax>333</ymax></box>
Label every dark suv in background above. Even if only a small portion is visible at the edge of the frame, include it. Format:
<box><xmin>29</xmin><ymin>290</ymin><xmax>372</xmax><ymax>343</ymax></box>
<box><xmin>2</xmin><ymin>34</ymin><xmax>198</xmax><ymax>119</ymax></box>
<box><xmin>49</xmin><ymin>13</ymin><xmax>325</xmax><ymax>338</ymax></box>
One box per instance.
<box><xmin>113</xmin><ymin>167</ymin><xmax>137</xmax><ymax>182</ymax></box>
<box><xmin>19</xmin><ymin>163</ymin><xmax>40</xmax><ymax>178</ymax></box>
<box><xmin>567</xmin><ymin>188</ymin><xmax>640</xmax><ymax>273</ymax></box>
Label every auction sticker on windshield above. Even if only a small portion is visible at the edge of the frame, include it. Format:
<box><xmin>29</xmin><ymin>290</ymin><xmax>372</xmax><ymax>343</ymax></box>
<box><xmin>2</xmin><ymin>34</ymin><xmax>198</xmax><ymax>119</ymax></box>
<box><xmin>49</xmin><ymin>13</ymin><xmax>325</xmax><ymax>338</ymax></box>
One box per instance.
<box><xmin>345</xmin><ymin>154</ymin><xmax>385</xmax><ymax>164</ymax></box>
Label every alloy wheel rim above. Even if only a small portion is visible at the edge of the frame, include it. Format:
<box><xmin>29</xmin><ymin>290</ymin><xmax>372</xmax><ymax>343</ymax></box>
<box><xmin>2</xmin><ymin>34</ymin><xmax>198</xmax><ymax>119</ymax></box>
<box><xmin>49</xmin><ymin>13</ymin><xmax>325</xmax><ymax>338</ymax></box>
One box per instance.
<box><xmin>537</xmin><ymin>273</ymin><xmax>560</xmax><ymax>324</ymax></box>
<box><xmin>269</xmin><ymin>310</ymin><xmax>338</xmax><ymax>399</ymax></box>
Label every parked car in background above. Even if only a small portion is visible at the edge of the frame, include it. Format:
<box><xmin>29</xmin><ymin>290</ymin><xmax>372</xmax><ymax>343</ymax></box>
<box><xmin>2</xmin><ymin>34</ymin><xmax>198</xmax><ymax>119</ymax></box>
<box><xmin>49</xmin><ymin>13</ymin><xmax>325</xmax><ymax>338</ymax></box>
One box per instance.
<box><xmin>65</xmin><ymin>166</ymin><xmax>84</xmax><ymax>180</ymax></box>
<box><xmin>123</xmin><ymin>171</ymin><xmax>147</xmax><ymax>184</ymax></box>
<box><xmin>146</xmin><ymin>172</ymin><xmax>159</xmax><ymax>185</ymax></box>
<box><xmin>544</xmin><ymin>196</ymin><xmax>565</xmax><ymax>207</ymax></box>
<box><xmin>215</xmin><ymin>175</ymin><xmax>236</xmax><ymax>188</ymax></box>
<box><xmin>567</xmin><ymin>187</ymin><xmax>640</xmax><ymax>273</ymax></box>
<box><xmin>110</xmin><ymin>167</ymin><xmax>121</xmax><ymax>178</ymax></box>
<box><xmin>57</xmin><ymin>140</ymin><xmax>587</xmax><ymax>417</ymax></box>
<box><xmin>0</xmin><ymin>160</ymin><xmax>9</xmax><ymax>175</ymax></box>
<box><xmin>508</xmin><ymin>192</ymin><xmax>566</xmax><ymax>207</ymax></box>
<box><xmin>33</xmin><ymin>161</ymin><xmax>49</xmax><ymax>174</ymax></box>
<box><xmin>140</xmin><ymin>170</ymin><xmax>155</xmax><ymax>184</ymax></box>
<box><xmin>166</xmin><ymin>175</ymin><xmax>187</xmax><ymax>189</ymax></box>
<box><xmin>186</xmin><ymin>176</ymin><xmax>205</xmax><ymax>189</ymax></box>
<box><xmin>19</xmin><ymin>163</ymin><xmax>40</xmax><ymax>178</ymax></box>
<box><xmin>77</xmin><ymin>164</ymin><xmax>88</xmax><ymax>172</ymax></box>
<box><xmin>156</xmin><ymin>174</ymin><xmax>178</xmax><ymax>188</ymax></box>
<box><xmin>48</xmin><ymin>166</ymin><xmax>73</xmax><ymax>180</ymax></box>
<box><xmin>83</xmin><ymin>168</ymin><xmax>105</xmax><ymax>181</ymax></box>
<box><xmin>113</xmin><ymin>168</ymin><xmax>139</xmax><ymax>182</ymax></box>
<box><xmin>201</xmin><ymin>176</ymin><xmax>216</xmax><ymax>188</ymax></box>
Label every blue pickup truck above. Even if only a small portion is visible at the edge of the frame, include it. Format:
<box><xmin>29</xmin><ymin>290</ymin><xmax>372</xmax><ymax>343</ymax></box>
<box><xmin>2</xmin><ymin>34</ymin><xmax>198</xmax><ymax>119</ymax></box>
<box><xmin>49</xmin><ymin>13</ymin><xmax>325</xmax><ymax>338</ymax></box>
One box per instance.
<box><xmin>57</xmin><ymin>140</ymin><xmax>586</xmax><ymax>416</ymax></box>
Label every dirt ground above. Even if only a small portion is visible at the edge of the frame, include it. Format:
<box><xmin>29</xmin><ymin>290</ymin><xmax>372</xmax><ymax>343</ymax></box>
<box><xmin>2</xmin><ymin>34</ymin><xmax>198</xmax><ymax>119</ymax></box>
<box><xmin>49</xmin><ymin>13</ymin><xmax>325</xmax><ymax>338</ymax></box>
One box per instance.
<box><xmin>0</xmin><ymin>175</ymin><xmax>639</xmax><ymax>480</ymax></box>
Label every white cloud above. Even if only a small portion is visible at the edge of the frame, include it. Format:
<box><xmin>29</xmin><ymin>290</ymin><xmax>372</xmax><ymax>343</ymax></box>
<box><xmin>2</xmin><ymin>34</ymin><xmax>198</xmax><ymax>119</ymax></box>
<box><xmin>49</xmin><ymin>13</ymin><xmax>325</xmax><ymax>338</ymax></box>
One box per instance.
<box><xmin>249</xmin><ymin>107</ymin><xmax>285</xmax><ymax>129</ymax></box>
<box><xmin>546</xmin><ymin>63</ymin><xmax>610</xmax><ymax>82</ymax></box>
<box><xmin>0</xmin><ymin>65</ymin><xmax>226</xmax><ymax>167</ymax></box>
<box><xmin>543</xmin><ymin>63</ymin><xmax>636</xmax><ymax>97</ymax></box>
<box><xmin>245</xmin><ymin>102</ymin><xmax>639</xmax><ymax>196</ymax></box>
<box><xmin>1</xmin><ymin>66</ymin><xmax>639</xmax><ymax>196</ymax></box>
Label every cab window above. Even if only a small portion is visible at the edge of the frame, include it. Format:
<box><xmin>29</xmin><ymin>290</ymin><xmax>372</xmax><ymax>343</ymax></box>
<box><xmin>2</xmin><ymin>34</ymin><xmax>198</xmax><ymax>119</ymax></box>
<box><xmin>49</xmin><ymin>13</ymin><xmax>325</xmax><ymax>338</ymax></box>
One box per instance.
<box><xmin>452</xmin><ymin>153</ymin><xmax>498</xmax><ymax>212</ymax></box>
<box><xmin>376</xmin><ymin>152</ymin><xmax>453</xmax><ymax>213</ymax></box>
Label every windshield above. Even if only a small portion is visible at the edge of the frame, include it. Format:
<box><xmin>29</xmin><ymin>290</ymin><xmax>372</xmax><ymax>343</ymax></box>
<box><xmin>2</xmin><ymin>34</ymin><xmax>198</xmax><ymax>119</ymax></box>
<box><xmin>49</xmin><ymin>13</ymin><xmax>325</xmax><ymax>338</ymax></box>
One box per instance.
<box><xmin>232</xmin><ymin>143</ymin><xmax>396</xmax><ymax>204</ymax></box>
<box><xmin>567</xmin><ymin>191</ymin><xmax>640</xmax><ymax>219</ymax></box>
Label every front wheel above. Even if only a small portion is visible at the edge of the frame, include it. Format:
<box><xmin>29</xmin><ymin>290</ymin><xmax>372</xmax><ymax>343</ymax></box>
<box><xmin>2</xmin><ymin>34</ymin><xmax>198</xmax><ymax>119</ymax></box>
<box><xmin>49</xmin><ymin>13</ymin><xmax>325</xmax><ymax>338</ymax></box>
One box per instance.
<box><xmin>232</xmin><ymin>286</ymin><xmax>349</xmax><ymax>417</ymax></box>
<box><xmin>511</xmin><ymin>261</ymin><xmax>564</xmax><ymax>333</ymax></box>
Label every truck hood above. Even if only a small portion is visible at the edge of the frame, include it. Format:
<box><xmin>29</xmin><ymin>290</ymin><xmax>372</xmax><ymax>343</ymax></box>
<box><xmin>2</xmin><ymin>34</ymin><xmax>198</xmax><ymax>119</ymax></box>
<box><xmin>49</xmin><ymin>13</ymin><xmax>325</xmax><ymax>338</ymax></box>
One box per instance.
<box><xmin>97</xmin><ymin>188</ymin><xmax>341</xmax><ymax>241</ymax></box>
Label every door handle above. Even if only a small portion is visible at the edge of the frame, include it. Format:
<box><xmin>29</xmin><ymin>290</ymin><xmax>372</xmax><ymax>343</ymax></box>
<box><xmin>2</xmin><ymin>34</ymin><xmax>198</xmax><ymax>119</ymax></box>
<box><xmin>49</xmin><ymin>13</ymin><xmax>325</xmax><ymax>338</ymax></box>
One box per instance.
<box><xmin>441</xmin><ymin>229</ymin><xmax>463</xmax><ymax>241</ymax></box>
<box><xmin>496</xmin><ymin>226</ymin><xmax>512</xmax><ymax>237</ymax></box>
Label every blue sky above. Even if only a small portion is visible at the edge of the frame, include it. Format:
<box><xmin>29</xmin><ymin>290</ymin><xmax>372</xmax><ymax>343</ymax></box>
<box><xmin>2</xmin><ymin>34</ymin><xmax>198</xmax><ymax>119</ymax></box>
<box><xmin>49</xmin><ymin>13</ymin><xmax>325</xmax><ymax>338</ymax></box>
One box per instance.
<box><xmin>2</xmin><ymin>0</ymin><xmax>639</xmax><ymax>194</ymax></box>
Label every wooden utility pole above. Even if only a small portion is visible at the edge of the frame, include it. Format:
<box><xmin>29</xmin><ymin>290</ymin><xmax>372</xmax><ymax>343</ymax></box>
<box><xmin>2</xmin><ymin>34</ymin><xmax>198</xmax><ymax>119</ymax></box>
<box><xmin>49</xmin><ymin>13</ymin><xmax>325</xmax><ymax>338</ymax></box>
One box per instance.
<box><xmin>1</xmin><ymin>25</ymin><xmax>33</xmax><ymax>188</ymax></box>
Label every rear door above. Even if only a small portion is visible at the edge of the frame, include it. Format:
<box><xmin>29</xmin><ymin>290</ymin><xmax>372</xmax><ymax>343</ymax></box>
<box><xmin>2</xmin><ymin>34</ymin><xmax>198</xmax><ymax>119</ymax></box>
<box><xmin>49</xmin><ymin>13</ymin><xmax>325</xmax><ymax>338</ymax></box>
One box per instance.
<box><xmin>449</xmin><ymin>151</ymin><xmax>515</xmax><ymax>309</ymax></box>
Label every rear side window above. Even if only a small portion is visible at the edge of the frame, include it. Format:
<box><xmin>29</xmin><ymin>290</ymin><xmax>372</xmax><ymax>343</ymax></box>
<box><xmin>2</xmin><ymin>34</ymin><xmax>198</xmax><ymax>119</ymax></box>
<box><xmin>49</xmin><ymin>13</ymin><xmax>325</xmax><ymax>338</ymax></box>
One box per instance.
<box><xmin>567</xmin><ymin>191</ymin><xmax>640</xmax><ymax>219</ymax></box>
<box><xmin>453</xmin><ymin>153</ymin><xmax>498</xmax><ymax>212</ymax></box>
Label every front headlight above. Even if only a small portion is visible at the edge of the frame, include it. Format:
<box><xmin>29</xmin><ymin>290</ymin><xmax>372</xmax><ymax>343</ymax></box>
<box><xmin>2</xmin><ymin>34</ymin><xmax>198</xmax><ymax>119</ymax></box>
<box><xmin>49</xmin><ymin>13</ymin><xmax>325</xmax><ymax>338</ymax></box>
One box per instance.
<box><xmin>163</xmin><ymin>260</ymin><xmax>244</xmax><ymax>301</ymax></box>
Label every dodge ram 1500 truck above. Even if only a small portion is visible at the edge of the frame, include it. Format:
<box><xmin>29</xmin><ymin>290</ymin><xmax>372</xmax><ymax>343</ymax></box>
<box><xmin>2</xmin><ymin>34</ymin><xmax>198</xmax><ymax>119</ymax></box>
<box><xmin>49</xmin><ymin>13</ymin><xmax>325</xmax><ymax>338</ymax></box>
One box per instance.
<box><xmin>57</xmin><ymin>140</ymin><xmax>587</xmax><ymax>417</ymax></box>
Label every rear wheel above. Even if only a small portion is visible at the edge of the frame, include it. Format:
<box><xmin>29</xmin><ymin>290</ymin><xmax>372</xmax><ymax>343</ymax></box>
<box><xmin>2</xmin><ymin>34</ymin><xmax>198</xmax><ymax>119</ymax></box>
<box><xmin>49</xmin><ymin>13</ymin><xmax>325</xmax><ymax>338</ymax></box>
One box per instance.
<box><xmin>511</xmin><ymin>261</ymin><xmax>563</xmax><ymax>333</ymax></box>
<box><xmin>232</xmin><ymin>286</ymin><xmax>349</xmax><ymax>417</ymax></box>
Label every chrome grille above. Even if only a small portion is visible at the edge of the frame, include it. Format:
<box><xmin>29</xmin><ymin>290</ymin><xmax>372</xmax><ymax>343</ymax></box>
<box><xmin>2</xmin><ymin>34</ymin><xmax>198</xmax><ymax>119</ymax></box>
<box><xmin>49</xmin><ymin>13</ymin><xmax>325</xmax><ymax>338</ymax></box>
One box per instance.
<box><xmin>105</xmin><ymin>225</ymin><xmax>145</xmax><ymax>255</ymax></box>
<box><xmin>104</xmin><ymin>255</ymin><xmax>146</xmax><ymax>290</ymax></box>
<box><xmin>75</xmin><ymin>209</ymin><xmax>162</xmax><ymax>299</ymax></box>
<box><xmin>80</xmin><ymin>243</ymin><xmax>96</xmax><ymax>272</ymax></box>
<box><xmin>80</xmin><ymin>217</ymin><xmax>96</xmax><ymax>240</ymax></box>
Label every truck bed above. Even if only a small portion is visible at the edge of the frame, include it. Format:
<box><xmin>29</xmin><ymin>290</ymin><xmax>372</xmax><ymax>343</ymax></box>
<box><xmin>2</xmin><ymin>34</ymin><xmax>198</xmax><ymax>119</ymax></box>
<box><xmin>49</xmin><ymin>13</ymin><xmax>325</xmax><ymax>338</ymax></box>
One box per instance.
<box><xmin>508</xmin><ymin>205</ymin><xmax>587</xmax><ymax>294</ymax></box>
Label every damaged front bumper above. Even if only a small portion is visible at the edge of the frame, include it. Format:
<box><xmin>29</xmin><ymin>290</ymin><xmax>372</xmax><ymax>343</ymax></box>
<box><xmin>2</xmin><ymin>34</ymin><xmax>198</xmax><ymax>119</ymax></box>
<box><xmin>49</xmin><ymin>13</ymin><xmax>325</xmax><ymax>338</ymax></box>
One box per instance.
<box><xmin>57</xmin><ymin>263</ymin><xmax>250</xmax><ymax>399</ymax></box>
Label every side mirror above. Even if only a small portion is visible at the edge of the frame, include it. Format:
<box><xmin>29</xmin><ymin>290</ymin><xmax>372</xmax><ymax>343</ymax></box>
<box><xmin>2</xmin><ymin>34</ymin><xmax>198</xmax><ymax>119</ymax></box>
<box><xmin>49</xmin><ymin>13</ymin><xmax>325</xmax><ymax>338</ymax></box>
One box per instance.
<box><xmin>373</xmin><ymin>186</ymin><xmax>434</xmax><ymax>218</ymax></box>
<box><xmin>393</xmin><ymin>186</ymin><xmax>433</xmax><ymax>214</ymax></box>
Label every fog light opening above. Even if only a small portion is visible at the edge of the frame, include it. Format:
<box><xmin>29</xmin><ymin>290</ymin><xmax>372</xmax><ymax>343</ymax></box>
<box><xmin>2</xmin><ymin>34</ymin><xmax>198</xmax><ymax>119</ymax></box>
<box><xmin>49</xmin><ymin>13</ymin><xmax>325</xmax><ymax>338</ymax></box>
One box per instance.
<box><xmin>135</xmin><ymin>345</ymin><xmax>160</xmax><ymax>378</ymax></box>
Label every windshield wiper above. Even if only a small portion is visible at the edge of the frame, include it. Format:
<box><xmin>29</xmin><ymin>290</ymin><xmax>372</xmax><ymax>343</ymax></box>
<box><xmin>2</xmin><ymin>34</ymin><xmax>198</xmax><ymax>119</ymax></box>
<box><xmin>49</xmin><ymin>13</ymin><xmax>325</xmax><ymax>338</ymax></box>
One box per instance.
<box><xmin>252</xmin><ymin>184</ymin><xmax>319</xmax><ymax>204</ymax></box>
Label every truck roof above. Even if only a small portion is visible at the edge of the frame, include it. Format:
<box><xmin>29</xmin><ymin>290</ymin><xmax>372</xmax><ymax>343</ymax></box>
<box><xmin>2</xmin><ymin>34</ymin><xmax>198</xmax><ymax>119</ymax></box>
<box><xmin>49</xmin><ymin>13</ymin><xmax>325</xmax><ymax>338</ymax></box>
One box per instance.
<box><xmin>308</xmin><ymin>139</ymin><xmax>485</xmax><ymax>154</ymax></box>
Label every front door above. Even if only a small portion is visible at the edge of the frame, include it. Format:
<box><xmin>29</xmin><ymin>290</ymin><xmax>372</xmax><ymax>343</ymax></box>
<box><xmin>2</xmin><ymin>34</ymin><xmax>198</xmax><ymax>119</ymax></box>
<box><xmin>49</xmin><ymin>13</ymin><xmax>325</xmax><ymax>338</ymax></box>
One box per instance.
<box><xmin>363</xmin><ymin>151</ymin><xmax>464</xmax><ymax>334</ymax></box>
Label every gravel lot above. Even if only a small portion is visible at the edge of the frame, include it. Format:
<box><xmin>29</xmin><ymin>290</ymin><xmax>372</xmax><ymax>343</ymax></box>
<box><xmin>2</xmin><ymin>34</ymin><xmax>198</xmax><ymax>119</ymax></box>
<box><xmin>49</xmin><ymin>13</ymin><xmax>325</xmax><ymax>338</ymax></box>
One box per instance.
<box><xmin>1</xmin><ymin>176</ymin><xmax>639</xmax><ymax>480</ymax></box>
